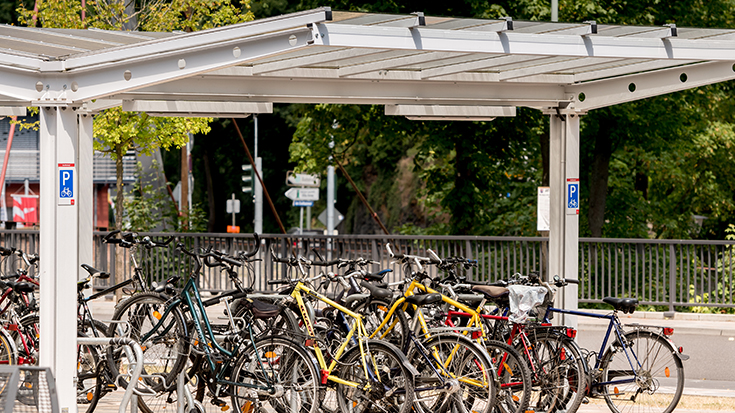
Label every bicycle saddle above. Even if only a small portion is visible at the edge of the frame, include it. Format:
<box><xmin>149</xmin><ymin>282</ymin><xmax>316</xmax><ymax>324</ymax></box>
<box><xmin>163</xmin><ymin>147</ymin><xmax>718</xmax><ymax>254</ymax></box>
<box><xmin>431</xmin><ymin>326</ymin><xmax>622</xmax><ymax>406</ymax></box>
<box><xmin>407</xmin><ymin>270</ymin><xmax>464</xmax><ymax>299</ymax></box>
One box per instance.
<box><xmin>8</xmin><ymin>281</ymin><xmax>35</xmax><ymax>294</ymax></box>
<box><xmin>81</xmin><ymin>264</ymin><xmax>110</xmax><ymax>279</ymax></box>
<box><xmin>471</xmin><ymin>285</ymin><xmax>509</xmax><ymax>300</ymax></box>
<box><xmin>243</xmin><ymin>298</ymin><xmax>282</xmax><ymax>319</ymax></box>
<box><xmin>359</xmin><ymin>280</ymin><xmax>393</xmax><ymax>301</ymax></box>
<box><xmin>405</xmin><ymin>293</ymin><xmax>442</xmax><ymax>306</ymax></box>
<box><xmin>603</xmin><ymin>297</ymin><xmax>638</xmax><ymax>314</ymax></box>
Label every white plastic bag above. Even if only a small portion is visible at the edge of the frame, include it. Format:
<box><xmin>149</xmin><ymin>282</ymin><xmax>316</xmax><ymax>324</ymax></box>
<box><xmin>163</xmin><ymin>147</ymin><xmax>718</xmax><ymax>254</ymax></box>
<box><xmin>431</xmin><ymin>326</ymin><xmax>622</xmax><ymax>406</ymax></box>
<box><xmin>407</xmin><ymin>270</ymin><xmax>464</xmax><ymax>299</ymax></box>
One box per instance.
<box><xmin>508</xmin><ymin>285</ymin><xmax>548</xmax><ymax>323</ymax></box>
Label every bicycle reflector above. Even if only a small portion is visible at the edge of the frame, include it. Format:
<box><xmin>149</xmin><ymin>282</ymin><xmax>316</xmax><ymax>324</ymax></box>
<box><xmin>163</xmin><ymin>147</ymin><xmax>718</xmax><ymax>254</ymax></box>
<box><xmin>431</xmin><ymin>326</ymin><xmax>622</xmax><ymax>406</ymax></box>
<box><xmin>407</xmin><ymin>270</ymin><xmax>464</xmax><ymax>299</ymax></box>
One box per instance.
<box><xmin>471</xmin><ymin>331</ymin><xmax>483</xmax><ymax>339</ymax></box>
<box><xmin>565</xmin><ymin>328</ymin><xmax>577</xmax><ymax>339</ymax></box>
<box><xmin>663</xmin><ymin>327</ymin><xmax>674</xmax><ymax>336</ymax></box>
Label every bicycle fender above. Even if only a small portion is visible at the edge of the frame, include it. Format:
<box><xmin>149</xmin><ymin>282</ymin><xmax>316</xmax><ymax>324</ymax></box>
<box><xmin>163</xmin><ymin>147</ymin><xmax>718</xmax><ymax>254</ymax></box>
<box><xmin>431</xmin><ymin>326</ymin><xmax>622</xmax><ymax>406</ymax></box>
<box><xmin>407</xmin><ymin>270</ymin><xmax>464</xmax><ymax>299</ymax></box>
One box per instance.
<box><xmin>658</xmin><ymin>332</ymin><xmax>690</xmax><ymax>362</ymax></box>
<box><xmin>0</xmin><ymin>326</ymin><xmax>18</xmax><ymax>364</ymax></box>
<box><xmin>342</xmin><ymin>339</ymin><xmax>419</xmax><ymax>381</ymax></box>
<box><xmin>374</xmin><ymin>339</ymin><xmax>420</xmax><ymax>378</ymax></box>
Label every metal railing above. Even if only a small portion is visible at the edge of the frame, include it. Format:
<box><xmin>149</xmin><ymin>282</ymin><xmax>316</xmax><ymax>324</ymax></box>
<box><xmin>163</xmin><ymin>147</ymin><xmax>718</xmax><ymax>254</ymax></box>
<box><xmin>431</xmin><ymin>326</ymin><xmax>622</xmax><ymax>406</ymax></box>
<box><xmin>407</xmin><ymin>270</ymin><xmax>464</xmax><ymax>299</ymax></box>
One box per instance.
<box><xmin>1</xmin><ymin>230</ymin><xmax>734</xmax><ymax>310</ymax></box>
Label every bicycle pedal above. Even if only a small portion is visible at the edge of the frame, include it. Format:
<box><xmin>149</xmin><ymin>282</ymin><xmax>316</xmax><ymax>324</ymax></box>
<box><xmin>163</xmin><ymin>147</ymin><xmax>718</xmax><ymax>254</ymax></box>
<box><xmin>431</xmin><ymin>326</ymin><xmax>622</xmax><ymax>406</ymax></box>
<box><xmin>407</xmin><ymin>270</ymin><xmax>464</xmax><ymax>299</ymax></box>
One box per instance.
<box><xmin>582</xmin><ymin>397</ymin><xmax>589</xmax><ymax>404</ymax></box>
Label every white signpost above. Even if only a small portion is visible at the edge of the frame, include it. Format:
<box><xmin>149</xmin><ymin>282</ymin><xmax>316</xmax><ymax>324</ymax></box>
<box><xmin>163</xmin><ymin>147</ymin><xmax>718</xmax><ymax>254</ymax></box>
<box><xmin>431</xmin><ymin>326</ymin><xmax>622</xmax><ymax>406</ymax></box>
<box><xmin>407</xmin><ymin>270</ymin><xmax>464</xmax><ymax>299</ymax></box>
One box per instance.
<box><xmin>286</xmin><ymin>171</ymin><xmax>321</xmax><ymax>187</ymax></box>
<box><xmin>285</xmin><ymin>179</ymin><xmax>320</xmax><ymax>234</ymax></box>
<box><xmin>285</xmin><ymin>187</ymin><xmax>319</xmax><ymax>201</ymax></box>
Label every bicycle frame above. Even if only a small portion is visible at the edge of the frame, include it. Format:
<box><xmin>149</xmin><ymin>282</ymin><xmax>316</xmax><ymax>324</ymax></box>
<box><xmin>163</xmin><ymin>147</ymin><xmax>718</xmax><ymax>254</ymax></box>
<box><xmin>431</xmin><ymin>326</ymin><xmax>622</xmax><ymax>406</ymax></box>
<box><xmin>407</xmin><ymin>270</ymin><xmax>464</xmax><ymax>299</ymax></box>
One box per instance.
<box><xmin>542</xmin><ymin>306</ymin><xmax>643</xmax><ymax>390</ymax></box>
<box><xmin>289</xmin><ymin>281</ymin><xmax>379</xmax><ymax>390</ymax></box>
<box><xmin>370</xmin><ymin>279</ymin><xmax>488</xmax><ymax>345</ymax></box>
<box><xmin>140</xmin><ymin>276</ymin><xmax>277</xmax><ymax>393</ymax></box>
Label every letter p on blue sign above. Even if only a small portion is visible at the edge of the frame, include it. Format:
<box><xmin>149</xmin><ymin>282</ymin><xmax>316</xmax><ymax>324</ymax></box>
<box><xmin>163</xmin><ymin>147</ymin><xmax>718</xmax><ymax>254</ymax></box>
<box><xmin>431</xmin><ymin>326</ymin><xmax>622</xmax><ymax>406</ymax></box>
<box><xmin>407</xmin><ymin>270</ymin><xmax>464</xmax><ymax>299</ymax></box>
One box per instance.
<box><xmin>566</xmin><ymin>178</ymin><xmax>579</xmax><ymax>215</ymax></box>
<box><xmin>58</xmin><ymin>163</ymin><xmax>75</xmax><ymax>206</ymax></box>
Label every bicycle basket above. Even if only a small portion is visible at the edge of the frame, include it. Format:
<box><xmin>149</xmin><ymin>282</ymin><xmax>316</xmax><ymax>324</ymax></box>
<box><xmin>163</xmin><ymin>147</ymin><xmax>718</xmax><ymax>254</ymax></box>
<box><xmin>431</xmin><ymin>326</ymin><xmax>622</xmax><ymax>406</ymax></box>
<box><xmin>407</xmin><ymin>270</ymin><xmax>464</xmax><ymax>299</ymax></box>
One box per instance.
<box><xmin>0</xmin><ymin>366</ymin><xmax>58</xmax><ymax>413</ymax></box>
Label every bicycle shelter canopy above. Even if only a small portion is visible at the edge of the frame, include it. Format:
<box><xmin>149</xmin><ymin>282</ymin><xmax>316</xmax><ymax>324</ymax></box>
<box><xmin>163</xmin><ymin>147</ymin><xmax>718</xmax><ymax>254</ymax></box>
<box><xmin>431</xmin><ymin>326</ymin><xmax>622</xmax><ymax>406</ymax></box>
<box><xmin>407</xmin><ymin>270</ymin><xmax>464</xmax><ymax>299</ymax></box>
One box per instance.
<box><xmin>1</xmin><ymin>7</ymin><xmax>735</xmax><ymax>411</ymax></box>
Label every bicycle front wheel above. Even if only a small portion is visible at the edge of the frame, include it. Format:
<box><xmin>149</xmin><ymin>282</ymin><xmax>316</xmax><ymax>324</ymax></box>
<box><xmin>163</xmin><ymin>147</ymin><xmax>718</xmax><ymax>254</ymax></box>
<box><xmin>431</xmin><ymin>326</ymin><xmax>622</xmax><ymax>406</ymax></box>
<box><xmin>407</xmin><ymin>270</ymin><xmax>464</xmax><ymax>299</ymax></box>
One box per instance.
<box><xmin>408</xmin><ymin>333</ymin><xmax>496</xmax><ymax>413</ymax></box>
<box><xmin>231</xmin><ymin>335</ymin><xmax>320</xmax><ymax>413</ymax></box>
<box><xmin>107</xmin><ymin>292</ymin><xmax>189</xmax><ymax>413</ymax></box>
<box><xmin>600</xmin><ymin>330</ymin><xmax>684</xmax><ymax>413</ymax></box>
<box><xmin>524</xmin><ymin>329</ymin><xmax>587</xmax><ymax>413</ymax></box>
<box><xmin>336</xmin><ymin>339</ymin><xmax>415</xmax><ymax>413</ymax></box>
<box><xmin>484</xmin><ymin>339</ymin><xmax>531</xmax><ymax>413</ymax></box>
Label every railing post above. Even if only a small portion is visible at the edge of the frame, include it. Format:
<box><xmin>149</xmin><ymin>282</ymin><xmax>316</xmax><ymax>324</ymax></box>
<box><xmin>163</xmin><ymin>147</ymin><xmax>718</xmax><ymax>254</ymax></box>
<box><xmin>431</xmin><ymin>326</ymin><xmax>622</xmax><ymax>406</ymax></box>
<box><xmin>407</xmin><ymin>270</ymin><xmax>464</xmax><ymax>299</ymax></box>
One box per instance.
<box><xmin>668</xmin><ymin>244</ymin><xmax>676</xmax><ymax>314</ymax></box>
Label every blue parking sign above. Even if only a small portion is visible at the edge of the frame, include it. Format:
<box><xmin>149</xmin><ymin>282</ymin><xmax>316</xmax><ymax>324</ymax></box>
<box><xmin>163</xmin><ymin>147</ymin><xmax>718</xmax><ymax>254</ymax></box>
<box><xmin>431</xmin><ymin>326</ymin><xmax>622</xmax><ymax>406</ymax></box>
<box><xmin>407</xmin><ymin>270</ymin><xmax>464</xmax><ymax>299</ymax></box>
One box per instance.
<box><xmin>58</xmin><ymin>163</ymin><xmax>75</xmax><ymax>206</ymax></box>
<box><xmin>567</xmin><ymin>178</ymin><xmax>579</xmax><ymax>215</ymax></box>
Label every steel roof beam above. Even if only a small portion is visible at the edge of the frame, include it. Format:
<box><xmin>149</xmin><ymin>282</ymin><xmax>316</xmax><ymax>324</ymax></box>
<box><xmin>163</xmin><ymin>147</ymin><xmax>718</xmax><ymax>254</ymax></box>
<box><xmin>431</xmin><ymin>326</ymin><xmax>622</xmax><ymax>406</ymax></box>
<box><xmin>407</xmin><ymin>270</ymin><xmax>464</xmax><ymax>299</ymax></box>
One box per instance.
<box><xmin>315</xmin><ymin>22</ymin><xmax>735</xmax><ymax>61</ymax></box>
<box><xmin>385</xmin><ymin>104</ymin><xmax>516</xmax><ymax>121</ymax></box>
<box><xmin>568</xmin><ymin>61</ymin><xmax>735</xmax><ymax>110</ymax></box>
<box><xmin>573</xmin><ymin>59</ymin><xmax>699</xmax><ymax>82</ymax></box>
<box><xmin>122</xmin><ymin>100</ymin><xmax>272</xmax><ymax>117</ymax></box>
<box><xmin>109</xmin><ymin>75</ymin><xmax>571</xmax><ymax>108</ymax></box>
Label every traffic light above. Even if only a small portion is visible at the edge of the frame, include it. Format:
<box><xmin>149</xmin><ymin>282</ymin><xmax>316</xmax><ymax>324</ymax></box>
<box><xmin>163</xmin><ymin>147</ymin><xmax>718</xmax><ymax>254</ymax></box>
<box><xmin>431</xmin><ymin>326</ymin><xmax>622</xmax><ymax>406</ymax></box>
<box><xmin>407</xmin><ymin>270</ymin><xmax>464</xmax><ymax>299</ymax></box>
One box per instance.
<box><xmin>242</xmin><ymin>164</ymin><xmax>253</xmax><ymax>193</ymax></box>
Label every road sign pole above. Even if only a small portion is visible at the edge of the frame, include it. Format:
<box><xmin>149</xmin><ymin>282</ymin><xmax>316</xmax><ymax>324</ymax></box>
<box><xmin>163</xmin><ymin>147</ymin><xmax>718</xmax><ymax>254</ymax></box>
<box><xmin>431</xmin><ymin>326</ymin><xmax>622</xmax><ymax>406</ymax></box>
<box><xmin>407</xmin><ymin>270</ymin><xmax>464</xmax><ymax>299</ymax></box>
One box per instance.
<box><xmin>299</xmin><ymin>206</ymin><xmax>304</xmax><ymax>235</ymax></box>
<box><xmin>327</xmin><ymin>165</ymin><xmax>335</xmax><ymax>236</ymax></box>
<box><xmin>255</xmin><ymin>157</ymin><xmax>263</xmax><ymax>234</ymax></box>
<box><xmin>254</xmin><ymin>116</ymin><xmax>263</xmax><ymax>234</ymax></box>
<box><xmin>306</xmin><ymin>206</ymin><xmax>311</xmax><ymax>230</ymax></box>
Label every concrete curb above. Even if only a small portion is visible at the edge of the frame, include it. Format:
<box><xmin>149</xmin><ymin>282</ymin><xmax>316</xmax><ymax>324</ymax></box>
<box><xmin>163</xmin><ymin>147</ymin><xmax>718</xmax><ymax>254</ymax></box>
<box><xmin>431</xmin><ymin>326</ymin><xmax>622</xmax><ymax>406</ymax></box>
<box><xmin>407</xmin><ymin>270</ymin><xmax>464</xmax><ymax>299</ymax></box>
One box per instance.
<box><xmin>581</xmin><ymin>309</ymin><xmax>735</xmax><ymax>322</ymax></box>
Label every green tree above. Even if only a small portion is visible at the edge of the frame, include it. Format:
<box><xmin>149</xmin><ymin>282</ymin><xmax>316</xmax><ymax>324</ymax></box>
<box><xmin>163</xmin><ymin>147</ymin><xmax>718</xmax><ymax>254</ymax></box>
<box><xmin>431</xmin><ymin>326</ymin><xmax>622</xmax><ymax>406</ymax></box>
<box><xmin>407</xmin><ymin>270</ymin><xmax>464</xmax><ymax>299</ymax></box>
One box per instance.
<box><xmin>17</xmin><ymin>0</ymin><xmax>252</xmax><ymax>230</ymax></box>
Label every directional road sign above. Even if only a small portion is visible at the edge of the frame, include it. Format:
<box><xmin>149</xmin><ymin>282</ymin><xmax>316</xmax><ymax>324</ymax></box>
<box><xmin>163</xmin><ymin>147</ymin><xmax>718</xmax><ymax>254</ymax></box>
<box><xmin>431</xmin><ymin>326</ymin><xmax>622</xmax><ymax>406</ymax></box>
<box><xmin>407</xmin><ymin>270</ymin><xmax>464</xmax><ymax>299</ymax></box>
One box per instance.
<box><xmin>226</xmin><ymin>198</ymin><xmax>241</xmax><ymax>214</ymax></box>
<box><xmin>285</xmin><ymin>187</ymin><xmax>319</xmax><ymax>201</ymax></box>
<box><xmin>286</xmin><ymin>171</ymin><xmax>321</xmax><ymax>187</ymax></box>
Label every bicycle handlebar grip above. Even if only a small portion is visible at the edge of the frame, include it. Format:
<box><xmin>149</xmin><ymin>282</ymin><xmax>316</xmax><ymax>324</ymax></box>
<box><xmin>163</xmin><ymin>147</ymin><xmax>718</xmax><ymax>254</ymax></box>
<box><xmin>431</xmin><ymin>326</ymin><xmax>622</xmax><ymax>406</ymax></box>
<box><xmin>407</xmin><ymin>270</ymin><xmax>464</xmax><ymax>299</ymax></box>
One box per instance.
<box><xmin>565</xmin><ymin>278</ymin><xmax>580</xmax><ymax>284</ymax></box>
<box><xmin>267</xmin><ymin>279</ymin><xmax>291</xmax><ymax>285</ymax></box>
<box><xmin>0</xmin><ymin>247</ymin><xmax>12</xmax><ymax>256</ymax></box>
<box><xmin>222</xmin><ymin>256</ymin><xmax>242</xmax><ymax>267</ymax></box>
<box><xmin>103</xmin><ymin>230</ymin><xmax>120</xmax><ymax>242</ymax></box>
<box><xmin>241</xmin><ymin>233</ymin><xmax>260</xmax><ymax>258</ymax></box>
<box><xmin>313</xmin><ymin>259</ymin><xmax>340</xmax><ymax>266</ymax></box>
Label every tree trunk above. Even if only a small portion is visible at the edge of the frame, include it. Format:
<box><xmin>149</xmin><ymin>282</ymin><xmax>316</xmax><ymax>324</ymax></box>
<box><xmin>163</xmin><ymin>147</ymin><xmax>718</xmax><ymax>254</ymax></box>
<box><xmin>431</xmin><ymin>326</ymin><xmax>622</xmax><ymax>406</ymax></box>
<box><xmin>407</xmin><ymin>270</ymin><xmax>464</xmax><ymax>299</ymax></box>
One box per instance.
<box><xmin>588</xmin><ymin>123</ymin><xmax>613</xmax><ymax>238</ymax></box>
<box><xmin>540</xmin><ymin>131</ymin><xmax>550</xmax><ymax>187</ymax></box>
<box><xmin>202</xmin><ymin>149</ymin><xmax>216</xmax><ymax>232</ymax></box>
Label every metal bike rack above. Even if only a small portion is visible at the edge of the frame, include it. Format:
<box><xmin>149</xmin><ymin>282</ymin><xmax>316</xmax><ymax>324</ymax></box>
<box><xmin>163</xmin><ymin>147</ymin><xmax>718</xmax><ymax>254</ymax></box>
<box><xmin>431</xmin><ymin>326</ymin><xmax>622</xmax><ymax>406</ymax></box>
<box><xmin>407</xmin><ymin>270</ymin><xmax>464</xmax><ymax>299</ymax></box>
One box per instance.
<box><xmin>77</xmin><ymin>337</ymin><xmax>144</xmax><ymax>413</ymax></box>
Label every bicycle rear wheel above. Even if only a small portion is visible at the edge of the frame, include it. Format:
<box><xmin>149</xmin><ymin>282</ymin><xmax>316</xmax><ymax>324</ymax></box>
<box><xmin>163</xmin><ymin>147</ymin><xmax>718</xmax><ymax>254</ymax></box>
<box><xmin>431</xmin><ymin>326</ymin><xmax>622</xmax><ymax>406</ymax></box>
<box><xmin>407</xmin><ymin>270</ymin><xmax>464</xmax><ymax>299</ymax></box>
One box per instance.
<box><xmin>523</xmin><ymin>329</ymin><xmax>587</xmax><ymax>413</ymax></box>
<box><xmin>484</xmin><ymin>339</ymin><xmax>531</xmax><ymax>413</ymax></box>
<box><xmin>231</xmin><ymin>335</ymin><xmax>320</xmax><ymax>413</ymax></box>
<box><xmin>107</xmin><ymin>292</ymin><xmax>189</xmax><ymax>413</ymax></box>
<box><xmin>335</xmin><ymin>339</ymin><xmax>415</xmax><ymax>413</ymax></box>
<box><xmin>408</xmin><ymin>333</ymin><xmax>496</xmax><ymax>413</ymax></box>
<box><xmin>600</xmin><ymin>330</ymin><xmax>684</xmax><ymax>413</ymax></box>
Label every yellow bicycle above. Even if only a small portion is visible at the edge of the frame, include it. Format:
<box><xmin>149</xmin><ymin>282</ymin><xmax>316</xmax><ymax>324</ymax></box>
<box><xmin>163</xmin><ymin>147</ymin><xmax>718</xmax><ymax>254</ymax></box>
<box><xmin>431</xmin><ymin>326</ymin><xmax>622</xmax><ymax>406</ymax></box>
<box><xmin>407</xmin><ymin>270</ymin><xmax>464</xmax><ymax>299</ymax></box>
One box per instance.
<box><xmin>269</xmin><ymin>250</ymin><xmax>416</xmax><ymax>413</ymax></box>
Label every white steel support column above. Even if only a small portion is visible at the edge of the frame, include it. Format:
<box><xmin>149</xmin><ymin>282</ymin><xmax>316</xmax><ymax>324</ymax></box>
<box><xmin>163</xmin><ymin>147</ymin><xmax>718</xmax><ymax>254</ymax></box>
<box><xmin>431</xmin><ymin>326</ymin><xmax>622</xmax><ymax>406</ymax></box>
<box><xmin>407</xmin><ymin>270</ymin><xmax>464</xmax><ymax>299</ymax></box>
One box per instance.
<box><xmin>548</xmin><ymin>111</ymin><xmax>580</xmax><ymax>328</ymax></box>
<box><xmin>39</xmin><ymin>106</ymin><xmax>81</xmax><ymax>413</ymax></box>
<box><xmin>79</xmin><ymin>113</ymin><xmax>94</xmax><ymax>280</ymax></box>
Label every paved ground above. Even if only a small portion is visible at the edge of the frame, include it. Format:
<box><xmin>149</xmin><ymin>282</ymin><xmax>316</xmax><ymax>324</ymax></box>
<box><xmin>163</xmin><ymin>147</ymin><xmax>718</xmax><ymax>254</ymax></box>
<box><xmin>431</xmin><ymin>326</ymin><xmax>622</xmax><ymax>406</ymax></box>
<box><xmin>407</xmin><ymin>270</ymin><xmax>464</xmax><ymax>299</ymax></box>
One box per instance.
<box><xmin>78</xmin><ymin>298</ymin><xmax>735</xmax><ymax>413</ymax></box>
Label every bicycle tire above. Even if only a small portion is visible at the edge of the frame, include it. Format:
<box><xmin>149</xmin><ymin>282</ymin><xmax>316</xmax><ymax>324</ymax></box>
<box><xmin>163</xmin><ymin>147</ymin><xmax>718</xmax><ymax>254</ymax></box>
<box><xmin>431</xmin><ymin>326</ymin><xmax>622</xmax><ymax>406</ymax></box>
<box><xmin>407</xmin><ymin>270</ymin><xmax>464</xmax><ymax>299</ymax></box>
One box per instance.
<box><xmin>484</xmin><ymin>339</ymin><xmax>532</xmax><ymax>413</ymax></box>
<box><xmin>335</xmin><ymin>339</ymin><xmax>415</xmax><ymax>413</ymax></box>
<box><xmin>600</xmin><ymin>330</ymin><xmax>684</xmax><ymax>413</ymax></box>
<box><xmin>522</xmin><ymin>329</ymin><xmax>587</xmax><ymax>413</ymax></box>
<box><xmin>106</xmin><ymin>292</ymin><xmax>190</xmax><ymax>413</ymax></box>
<box><xmin>77</xmin><ymin>330</ymin><xmax>103</xmax><ymax>413</ymax></box>
<box><xmin>352</xmin><ymin>297</ymin><xmax>410</xmax><ymax>350</ymax></box>
<box><xmin>407</xmin><ymin>332</ymin><xmax>496</xmax><ymax>413</ymax></box>
<box><xmin>231</xmin><ymin>335</ymin><xmax>321</xmax><ymax>413</ymax></box>
<box><xmin>0</xmin><ymin>326</ymin><xmax>15</xmax><ymax>366</ymax></box>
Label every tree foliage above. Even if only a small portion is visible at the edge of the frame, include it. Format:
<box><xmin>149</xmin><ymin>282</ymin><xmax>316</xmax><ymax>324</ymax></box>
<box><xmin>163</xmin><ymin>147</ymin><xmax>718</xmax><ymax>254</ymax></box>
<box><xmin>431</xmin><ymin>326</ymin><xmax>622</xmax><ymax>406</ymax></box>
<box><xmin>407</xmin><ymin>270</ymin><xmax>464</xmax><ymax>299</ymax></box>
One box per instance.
<box><xmin>18</xmin><ymin>0</ymin><xmax>252</xmax><ymax>230</ymax></box>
